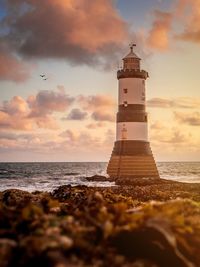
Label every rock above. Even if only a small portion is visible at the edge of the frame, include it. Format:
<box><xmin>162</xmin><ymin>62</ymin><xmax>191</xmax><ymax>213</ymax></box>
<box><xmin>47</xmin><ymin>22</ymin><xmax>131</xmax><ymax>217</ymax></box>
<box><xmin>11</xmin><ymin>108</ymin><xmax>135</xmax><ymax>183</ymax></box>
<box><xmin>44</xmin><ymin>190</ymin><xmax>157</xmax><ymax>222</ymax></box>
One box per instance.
<box><xmin>0</xmin><ymin>184</ymin><xmax>200</xmax><ymax>266</ymax></box>
<box><xmin>85</xmin><ymin>175</ymin><xmax>113</xmax><ymax>182</ymax></box>
<box><xmin>0</xmin><ymin>238</ymin><xmax>17</xmax><ymax>267</ymax></box>
<box><xmin>1</xmin><ymin>189</ymin><xmax>33</xmax><ymax>207</ymax></box>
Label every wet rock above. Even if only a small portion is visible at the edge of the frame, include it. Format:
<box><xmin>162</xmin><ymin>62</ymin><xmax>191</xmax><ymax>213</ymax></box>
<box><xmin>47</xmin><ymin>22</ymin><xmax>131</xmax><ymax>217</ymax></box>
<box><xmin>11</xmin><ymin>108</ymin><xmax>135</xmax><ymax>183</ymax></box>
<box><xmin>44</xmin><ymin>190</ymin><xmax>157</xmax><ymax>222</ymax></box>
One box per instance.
<box><xmin>115</xmin><ymin>177</ymin><xmax>164</xmax><ymax>186</ymax></box>
<box><xmin>0</xmin><ymin>184</ymin><xmax>200</xmax><ymax>266</ymax></box>
<box><xmin>1</xmin><ymin>189</ymin><xmax>33</xmax><ymax>207</ymax></box>
<box><xmin>0</xmin><ymin>238</ymin><xmax>17</xmax><ymax>267</ymax></box>
<box><xmin>86</xmin><ymin>175</ymin><xmax>113</xmax><ymax>182</ymax></box>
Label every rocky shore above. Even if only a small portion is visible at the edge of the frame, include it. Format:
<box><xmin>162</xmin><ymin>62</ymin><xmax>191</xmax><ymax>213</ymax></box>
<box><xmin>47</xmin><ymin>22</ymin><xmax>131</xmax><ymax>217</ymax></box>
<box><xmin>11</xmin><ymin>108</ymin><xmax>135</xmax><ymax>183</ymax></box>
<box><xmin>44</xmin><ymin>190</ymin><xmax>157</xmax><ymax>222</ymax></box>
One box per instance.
<box><xmin>0</xmin><ymin>178</ymin><xmax>200</xmax><ymax>267</ymax></box>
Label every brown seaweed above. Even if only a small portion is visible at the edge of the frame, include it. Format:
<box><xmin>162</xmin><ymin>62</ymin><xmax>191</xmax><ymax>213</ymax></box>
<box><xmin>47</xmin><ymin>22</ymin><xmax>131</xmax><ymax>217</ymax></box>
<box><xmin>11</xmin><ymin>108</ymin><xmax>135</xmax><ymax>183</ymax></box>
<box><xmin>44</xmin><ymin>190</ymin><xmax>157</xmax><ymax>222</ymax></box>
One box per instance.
<box><xmin>0</xmin><ymin>183</ymin><xmax>200</xmax><ymax>267</ymax></box>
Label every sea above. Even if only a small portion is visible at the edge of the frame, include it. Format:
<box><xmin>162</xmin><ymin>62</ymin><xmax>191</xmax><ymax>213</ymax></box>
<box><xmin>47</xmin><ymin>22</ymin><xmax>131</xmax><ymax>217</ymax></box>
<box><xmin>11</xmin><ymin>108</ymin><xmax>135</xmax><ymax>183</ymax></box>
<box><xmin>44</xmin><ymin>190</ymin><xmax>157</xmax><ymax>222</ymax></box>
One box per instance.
<box><xmin>0</xmin><ymin>162</ymin><xmax>200</xmax><ymax>192</ymax></box>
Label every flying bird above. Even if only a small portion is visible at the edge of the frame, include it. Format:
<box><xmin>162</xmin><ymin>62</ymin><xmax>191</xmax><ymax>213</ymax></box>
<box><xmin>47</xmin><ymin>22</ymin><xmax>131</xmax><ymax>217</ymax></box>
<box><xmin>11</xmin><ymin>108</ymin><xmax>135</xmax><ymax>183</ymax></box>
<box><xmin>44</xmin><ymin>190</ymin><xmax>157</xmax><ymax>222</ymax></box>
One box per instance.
<box><xmin>43</xmin><ymin>78</ymin><xmax>48</xmax><ymax>80</ymax></box>
<box><xmin>40</xmin><ymin>74</ymin><xmax>45</xmax><ymax>78</ymax></box>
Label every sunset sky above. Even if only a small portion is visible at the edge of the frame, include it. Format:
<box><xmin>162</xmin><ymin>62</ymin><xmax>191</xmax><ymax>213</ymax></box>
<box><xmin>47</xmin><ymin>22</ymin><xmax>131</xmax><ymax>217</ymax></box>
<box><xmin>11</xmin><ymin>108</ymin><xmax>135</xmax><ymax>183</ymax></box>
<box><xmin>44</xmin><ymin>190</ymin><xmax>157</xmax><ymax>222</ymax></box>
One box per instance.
<box><xmin>0</xmin><ymin>0</ymin><xmax>200</xmax><ymax>162</ymax></box>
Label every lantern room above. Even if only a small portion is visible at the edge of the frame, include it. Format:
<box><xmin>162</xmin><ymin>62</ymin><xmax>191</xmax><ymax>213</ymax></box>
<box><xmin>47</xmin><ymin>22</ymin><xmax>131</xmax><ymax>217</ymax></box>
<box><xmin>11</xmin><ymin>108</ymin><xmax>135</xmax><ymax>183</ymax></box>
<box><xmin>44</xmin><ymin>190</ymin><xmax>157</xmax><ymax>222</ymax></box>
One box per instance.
<box><xmin>123</xmin><ymin>44</ymin><xmax>141</xmax><ymax>71</ymax></box>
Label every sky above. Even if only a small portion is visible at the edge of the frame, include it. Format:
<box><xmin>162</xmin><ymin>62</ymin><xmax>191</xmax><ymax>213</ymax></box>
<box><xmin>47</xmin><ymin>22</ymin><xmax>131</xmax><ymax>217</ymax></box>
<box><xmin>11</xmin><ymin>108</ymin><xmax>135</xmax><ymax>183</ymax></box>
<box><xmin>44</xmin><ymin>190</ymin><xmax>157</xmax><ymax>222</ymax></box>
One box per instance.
<box><xmin>0</xmin><ymin>0</ymin><xmax>200</xmax><ymax>162</ymax></box>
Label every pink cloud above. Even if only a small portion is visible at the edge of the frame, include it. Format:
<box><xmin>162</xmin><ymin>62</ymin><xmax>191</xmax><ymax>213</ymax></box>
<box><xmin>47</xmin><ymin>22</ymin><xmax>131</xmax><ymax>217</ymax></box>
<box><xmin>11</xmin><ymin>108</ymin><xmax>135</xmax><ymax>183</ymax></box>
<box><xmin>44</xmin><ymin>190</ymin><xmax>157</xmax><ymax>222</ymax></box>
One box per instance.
<box><xmin>78</xmin><ymin>95</ymin><xmax>115</xmax><ymax>111</ymax></box>
<box><xmin>175</xmin><ymin>0</ymin><xmax>200</xmax><ymax>43</ymax></box>
<box><xmin>0</xmin><ymin>110</ymin><xmax>33</xmax><ymax>131</ymax></box>
<box><xmin>3</xmin><ymin>0</ymin><xmax>128</xmax><ymax>68</ymax></box>
<box><xmin>3</xmin><ymin>96</ymin><xmax>29</xmax><ymax>115</ymax></box>
<box><xmin>91</xmin><ymin>110</ymin><xmax>115</xmax><ymax>122</ymax></box>
<box><xmin>78</xmin><ymin>94</ymin><xmax>115</xmax><ymax>122</ymax></box>
<box><xmin>28</xmin><ymin>89</ymin><xmax>74</xmax><ymax>117</ymax></box>
<box><xmin>59</xmin><ymin>129</ymin><xmax>101</xmax><ymax>148</ymax></box>
<box><xmin>64</xmin><ymin>108</ymin><xmax>88</xmax><ymax>121</ymax></box>
<box><xmin>147</xmin><ymin>97</ymin><xmax>200</xmax><ymax>109</ymax></box>
<box><xmin>0</xmin><ymin>96</ymin><xmax>32</xmax><ymax>130</ymax></box>
<box><xmin>146</xmin><ymin>10</ymin><xmax>173</xmax><ymax>51</ymax></box>
<box><xmin>86</xmin><ymin>122</ymin><xmax>106</xmax><ymax>129</ymax></box>
<box><xmin>146</xmin><ymin>0</ymin><xmax>200</xmax><ymax>49</ymax></box>
<box><xmin>0</xmin><ymin>90</ymin><xmax>117</xmax><ymax>131</ymax></box>
<box><xmin>174</xmin><ymin>111</ymin><xmax>200</xmax><ymax>126</ymax></box>
<box><xmin>0</xmin><ymin>88</ymin><xmax>75</xmax><ymax>131</ymax></box>
<box><xmin>0</xmin><ymin>47</ymin><xmax>31</xmax><ymax>82</ymax></box>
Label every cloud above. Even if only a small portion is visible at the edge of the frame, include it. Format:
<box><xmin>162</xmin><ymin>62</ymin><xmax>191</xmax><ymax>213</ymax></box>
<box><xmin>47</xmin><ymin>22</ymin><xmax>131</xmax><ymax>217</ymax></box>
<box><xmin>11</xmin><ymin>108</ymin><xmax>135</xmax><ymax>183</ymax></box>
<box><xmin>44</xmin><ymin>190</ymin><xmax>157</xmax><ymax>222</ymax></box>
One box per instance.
<box><xmin>78</xmin><ymin>94</ymin><xmax>116</xmax><ymax>111</ymax></box>
<box><xmin>86</xmin><ymin>122</ymin><xmax>106</xmax><ymax>129</ymax></box>
<box><xmin>28</xmin><ymin>88</ymin><xmax>74</xmax><ymax>117</ymax></box>
<box><xmin>0</xmin><ymin>87</ymin><xmax>74</xmax><ymax>130</ymax></box>
<box><xmin>0</xmin><ymin>89</ymin><xmax>117</xmax><ymax>131</ymax></box>
<box><xmin>174</xmin><ymin>111</ymin><xmax>200</xmax><ymax>126</ymax></box>
<box><xmin>0</xmin><ymin>44</ymin><xmax>31</xmax><ymax>82</ymax></box>
<box><xmin>91</xmin><ymin>110</ymin><xmax>115</xmax><ymax>122</ymax></box>
<box><xmin>147</xmin><ymin>97</ymin><xmax>200</xmax><ymax>109</ymax></box>
<box><xmin>150</xmin><ymin>121</ymin><xmax>164</xmax><ymax>130</ymax></box>
<box><xmin>59</xmin><ymin>129</ymin><xmax>79</xmax><ymax>142</ymax></box>
<box><xmin>175</xmin><ymin>0</ymin><xmax>200</xmax><ymax>44</ymax></box>
<box><xmin>64</xmin><ymin>108</ymin><xmax>88</xmax><ymax>121</ymax></box>
<box><xmin>0</xmin><ymin>96</ymin><xmax>32</xmax><ymax>130</ymax></box>
<box><xmin>163</xmin><ymin>129</ymin><xmax>189</xmax><ymax>144</ymax></box>
<box><xmin>146</xmin><ymin>0</ymin><xmax>200</xmax><ymax>48</ymax></box>
<box><xmin>2</xmin><ymin>96</ymin><xmax>28</xmax><ymax>115</ymax></box>
<box><xmin>103</xmin><ymin>129</ymin><xmax>115</xmax><ymax>146</ymax></box>
<box><xmin>147</xmin><ymin>98</ymin><xmax>174</xmax><ymax>108</ymax></box>
<box><xmin>146</xmin><ymin>10</ymin><xmax>173</xmax><ymax>51</ymax></box>
<box><xmin>2</xmin><ymin>0</ymin><xmax>128</xmax><ymax>68</ymax></box>
<box><xmin>59</xmin><ymin>129</ymin><xmax>101</xmax><ymax>148</ymax></box>
<box><xmin>0</xmin><ymin>127</ymin><xmax>115</xmax><ymax>161</ymax></box>
<box><xmin>150</xmin><ymin>122</ymin><xmax>191</xmax><ymax>146</ymax></box>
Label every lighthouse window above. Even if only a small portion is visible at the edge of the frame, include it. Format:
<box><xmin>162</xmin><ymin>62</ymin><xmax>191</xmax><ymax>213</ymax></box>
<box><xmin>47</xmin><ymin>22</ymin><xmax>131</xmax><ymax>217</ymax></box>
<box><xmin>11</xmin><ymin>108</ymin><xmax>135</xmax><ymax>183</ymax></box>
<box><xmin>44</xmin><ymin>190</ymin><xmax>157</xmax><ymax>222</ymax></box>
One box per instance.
<box><xmin>123</xmin><ymin>101</ymin><xmax>128</xmax><ymax>107</ymax></box>
<box><xmin>123</xmin><ymin>88</ymin><xmax>128</xmax><ymax>94</ymax></box>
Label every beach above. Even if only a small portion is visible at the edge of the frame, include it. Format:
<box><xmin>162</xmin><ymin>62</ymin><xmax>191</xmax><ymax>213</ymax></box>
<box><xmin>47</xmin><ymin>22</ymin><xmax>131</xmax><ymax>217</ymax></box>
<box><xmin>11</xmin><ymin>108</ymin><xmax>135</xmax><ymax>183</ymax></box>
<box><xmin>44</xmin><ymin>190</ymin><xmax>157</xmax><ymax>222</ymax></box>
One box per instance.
<box><xmin>0</xmin><ymin>178</ymin><xmax>200</xmax><ymax>267</ymax></box>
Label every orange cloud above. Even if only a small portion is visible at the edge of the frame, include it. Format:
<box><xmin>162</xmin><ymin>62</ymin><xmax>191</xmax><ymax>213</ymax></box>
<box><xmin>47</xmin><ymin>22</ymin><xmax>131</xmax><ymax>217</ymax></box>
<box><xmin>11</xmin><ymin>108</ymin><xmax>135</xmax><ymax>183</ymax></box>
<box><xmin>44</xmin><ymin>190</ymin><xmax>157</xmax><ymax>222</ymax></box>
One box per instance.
<box><xmin>0</xmin><ymin>96</ymin><xmax>32</xmax><ymax>130</ymax></box>
<box><xmin>0</xmin><ymin>47</ymin><xmax>31</xmax><ymax>82</ymax></box>
<box><xmin>91</xmin><ymin>110</ymin><xmax>115</xmax><ymax>122</ymax></box>
<box><xmin>0</xmin><ymin>88</ymin><xmax>75</xmax><ymax>131</ymax></box>
<box><xmin>150</xmin><ymin>121</ymin><xmax>192</xmax><ymax>147</ymax></box>
<box><xmin>175</xmin><ymin>0</ymin><xmax>200</xmax><ymax>43</ymax></box>
<box><xmin>147</xmin><ymin>97</ymin><xmax>200</xmax><ymax>109</ymax></box>
<box><xmin>146</xmin><ymin>10</ymin><xmax>173</xmax><ymax>51</ymax></box>
<box><xmin>78</xmin><ymin>95</ymin><xmax>115</xmax><ymax>111</ymax></box>
<box><xmin>59</xmin><ymin>129</ymin><xmax>101</xmax><ymax>148</ymax></box>
<box><xmin>174</xmin><ymin>111</ymin><xmax>200</xmax><ymax>126</ymax></box>
<box><xmin>0</xmin><ymin>89</ymin><xmax>117</xmax><ymax>131</ymax></box>
<box><xmin>86</xmin><ymin>122</ymin><xmax>106</xmax><ymax>129</ymax></box>
<box><xmin>146</xmin><ymin>0</ymin><xmax>200</xmax><ymax>49</ymax></box>
<box><xmin>78</xmin><ymin>94</ymin><xmax>115</xmax><ymax>122</ymax></box>
<box><xmin>3</xmin><ymin>96</ymin><xmax>29</xmax><ymax>115</ymax></box>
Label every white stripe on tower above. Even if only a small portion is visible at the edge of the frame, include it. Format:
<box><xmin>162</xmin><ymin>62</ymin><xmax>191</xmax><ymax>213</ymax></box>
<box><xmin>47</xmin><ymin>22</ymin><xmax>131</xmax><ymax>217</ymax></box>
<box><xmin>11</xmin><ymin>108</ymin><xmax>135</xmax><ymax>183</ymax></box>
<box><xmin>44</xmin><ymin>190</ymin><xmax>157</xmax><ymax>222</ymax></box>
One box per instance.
<box><xmin>118</xmin><ymin>78</ymin><xmax>145</xmax><ymax>105</ymax></box>
<box><xmin>117</xmin><ymin>122</ymin><xmax>148</xmax><ymax>141</ymax></box>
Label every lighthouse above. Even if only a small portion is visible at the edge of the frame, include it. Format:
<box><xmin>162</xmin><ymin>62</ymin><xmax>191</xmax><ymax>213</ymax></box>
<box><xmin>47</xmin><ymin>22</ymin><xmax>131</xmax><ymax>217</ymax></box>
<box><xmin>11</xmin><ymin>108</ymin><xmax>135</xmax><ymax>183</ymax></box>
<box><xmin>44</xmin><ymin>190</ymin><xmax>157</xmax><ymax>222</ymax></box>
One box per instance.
<box><xmin>107</xmin><ymin>44</ymin><xmax>159</xmax><ymax>182</ymax></box>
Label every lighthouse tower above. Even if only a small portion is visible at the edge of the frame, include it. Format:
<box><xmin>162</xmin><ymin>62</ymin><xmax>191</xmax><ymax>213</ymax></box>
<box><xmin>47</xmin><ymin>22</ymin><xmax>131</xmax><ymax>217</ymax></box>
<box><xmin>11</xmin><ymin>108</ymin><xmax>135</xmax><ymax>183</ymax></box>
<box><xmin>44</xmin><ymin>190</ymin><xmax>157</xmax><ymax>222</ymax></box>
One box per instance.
<box><xmin>107</xmin><ymin>44</ymin><xmax>159</xmax><ymax>182</ymax></box>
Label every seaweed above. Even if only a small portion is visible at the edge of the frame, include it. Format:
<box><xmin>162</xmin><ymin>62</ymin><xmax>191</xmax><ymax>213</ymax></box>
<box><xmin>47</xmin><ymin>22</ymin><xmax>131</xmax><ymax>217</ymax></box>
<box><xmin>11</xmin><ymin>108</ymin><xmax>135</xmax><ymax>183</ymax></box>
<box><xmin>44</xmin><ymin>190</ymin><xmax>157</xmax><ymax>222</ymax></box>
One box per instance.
<box><xmin>0</xmin><ymin>183</ymin><xmax>200</xmax><ymax>267</ymax></box>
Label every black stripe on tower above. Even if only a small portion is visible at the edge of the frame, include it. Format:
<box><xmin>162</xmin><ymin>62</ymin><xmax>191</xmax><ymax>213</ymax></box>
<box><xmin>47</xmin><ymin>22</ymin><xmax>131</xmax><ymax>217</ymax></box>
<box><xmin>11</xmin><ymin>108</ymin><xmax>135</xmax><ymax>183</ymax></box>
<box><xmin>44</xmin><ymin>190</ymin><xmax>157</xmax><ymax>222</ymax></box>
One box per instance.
<box><xmin>111</xmin><ymin>140</ymin><xmax>152</xmax><ymax>156</ymax></box>
<box><xmin>117</xmin><ymin>69</ymin><xmax>148</xmax><ymax>80</ymax></box>
<box><xmin>117</xmin><ymin>104</ymin><xmax>147</xmax><ymax>123</ymax></box>
<box><xmin>119</xmin><ymin>104</ymin><xmax>145</xmax><ymax>111</ymax></box>
<box><xmin>117</xmin><ymin>111</ymin><xmax>147</xmax><ymax>123</ymax></box>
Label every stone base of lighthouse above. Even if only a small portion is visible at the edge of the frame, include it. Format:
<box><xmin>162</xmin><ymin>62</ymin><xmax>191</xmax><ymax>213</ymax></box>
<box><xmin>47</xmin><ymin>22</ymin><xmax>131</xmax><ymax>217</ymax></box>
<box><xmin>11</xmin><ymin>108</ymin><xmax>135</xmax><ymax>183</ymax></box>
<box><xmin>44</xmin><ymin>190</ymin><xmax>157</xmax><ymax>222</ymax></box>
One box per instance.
<box><xmin>107</xmin><ymin>141</ymin><xmax>159</xmax><ymax>182</ymax></box>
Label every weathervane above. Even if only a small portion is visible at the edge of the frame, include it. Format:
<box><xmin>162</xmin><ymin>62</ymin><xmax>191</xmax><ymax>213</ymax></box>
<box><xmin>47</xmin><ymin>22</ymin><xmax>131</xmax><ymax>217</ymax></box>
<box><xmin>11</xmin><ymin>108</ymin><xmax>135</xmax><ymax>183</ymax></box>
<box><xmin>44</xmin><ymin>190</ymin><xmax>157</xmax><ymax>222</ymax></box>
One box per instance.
<box><xmin>129</xmin><ymin>43</ymin><xmax>136</xmax><ymax>52</ymax></box>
